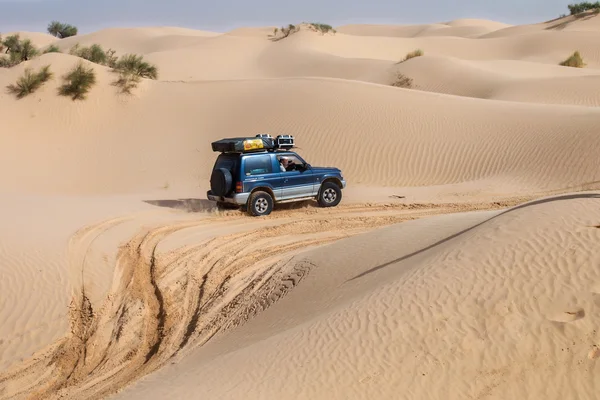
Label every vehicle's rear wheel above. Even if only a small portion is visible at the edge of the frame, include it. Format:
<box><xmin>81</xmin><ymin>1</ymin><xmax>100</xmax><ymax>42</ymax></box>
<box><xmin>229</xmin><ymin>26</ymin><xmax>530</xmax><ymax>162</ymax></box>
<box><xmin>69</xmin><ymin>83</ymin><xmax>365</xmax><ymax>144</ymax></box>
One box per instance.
<box><xmin>247</xmin><ymin>191</ymin><xmax>274</xmax><ymax>216</ymax></box>
<box><xmin>317</xmin><ymin>181</ymin><xmax>342</xmax><ymax>207</ymax></box>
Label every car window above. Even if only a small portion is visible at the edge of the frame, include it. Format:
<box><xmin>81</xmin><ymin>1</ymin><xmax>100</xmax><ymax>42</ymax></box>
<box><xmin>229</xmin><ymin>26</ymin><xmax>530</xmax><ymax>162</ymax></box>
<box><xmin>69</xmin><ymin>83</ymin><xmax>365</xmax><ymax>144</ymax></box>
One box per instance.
<box><xmin>277</xmin><ymin>154</ymin><xmax>304</xmax><ymax>172</ymax></box>
<box><xmin>215</xmin><ymin>154</ymin><xmax>238</xmax><ymax>172</ymax></box>
<box><xmin>244</xmin><ymin>155</ymin><xmax>273</xmax><ymax>176</ymax></box>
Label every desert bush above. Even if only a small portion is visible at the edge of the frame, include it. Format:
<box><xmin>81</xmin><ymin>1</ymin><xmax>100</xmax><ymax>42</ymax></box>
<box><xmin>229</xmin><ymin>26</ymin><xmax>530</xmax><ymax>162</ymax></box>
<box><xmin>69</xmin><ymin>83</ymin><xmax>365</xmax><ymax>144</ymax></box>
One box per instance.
<box><xmin>58</xmin><ymin>62</ymin><xmax>96</xmax><ymax>100</ymax></box>
<box><xmin>18</xmin><ymin>39</ymin><xmax>39</xmax><ymax>60</ymax></box>
<box><xmin>560</xmin><ymin>51</ymin><xmax>586</xmax><ymax>67</ymax></box>
<box><xmin>43</xmin><ymin>44</ymin><xmax>61</xmax><ymax>53</ymax></box>
<box><xmin>271</xmin><ymin>24</ymin><xmax>300</xmax><ymax>40</ymax></box>
<box><xmin>113</xmin><ymin>53</ymin><xmax>158</xmax><ymax>79</ymax></box>
<box><xmin>390</xmin><ymin>72</ymin><xmax>413</xmax><ymax>88</ymax></box>
<box><xmin>7</xmin><ymin>65</ymin><xmax>53</xmax><ymax>98</ymax></box>
<box><xmin>0</xmin><ymin>34</ymin><xmax>39</xmax><ymax>66</ymax></box>
<box><xmin>75</xmin><ymin>44</ymin><xmax>117</xmax><ymax>67</ymax></box>
<box><xmin>70</xmin><ymin>43</ymin><xmax>105</xmax><ymax>64</ymax></box>
<box><xmin>47</xmin><ymin>21</ymin><xmax>78</xmax><ymax>38</ymax></box>
<box><xmin>110</xmin><ymin>53</ymin><xmax>158</xmax><ymax>93</ymax></box>
<box><xmin>69</xmin><ymin>43</ymin><xmax>118</xmax><ymax>67</ymax></box>
<box><xmin>111</xmin><ymin>72</ymin><xmax>141</xmax><ymax>94</ymax></box>
<box><xmin>399</xmin><ymin>49</ymin><xmax>423</xmax><ymax>63</ymax></box>
<box><xmin>309</xmin><ymin>23</ymin><xmax>336</xmax><ymax>34</ymax></box>
<box><xmin>0</xmin><ymin>52</ymin><xmax>21</xmax><ymax>68</ymax></box>
<box><xmin>567</xmin><ymin>1</ymin><xmax>600</xmax><ymax>14</ymax></box>
<box><xmin>2</xmin><ymin>34</ymin><xmax>21</xmax><ymax>54</ymax></box>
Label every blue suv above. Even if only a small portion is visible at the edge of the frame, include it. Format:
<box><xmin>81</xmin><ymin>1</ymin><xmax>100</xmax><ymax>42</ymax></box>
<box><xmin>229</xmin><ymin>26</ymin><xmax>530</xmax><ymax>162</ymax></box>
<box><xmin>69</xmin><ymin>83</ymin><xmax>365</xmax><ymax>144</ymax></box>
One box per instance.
<box><xmin>207</xmin><ymin>134</ymin><xmax>346</xmax><ymax>216</ymax></box>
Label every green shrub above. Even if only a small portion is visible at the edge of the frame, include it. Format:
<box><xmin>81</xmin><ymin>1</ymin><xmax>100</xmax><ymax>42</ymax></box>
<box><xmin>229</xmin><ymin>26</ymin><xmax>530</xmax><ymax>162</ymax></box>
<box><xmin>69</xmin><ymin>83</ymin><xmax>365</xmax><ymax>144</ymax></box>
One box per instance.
<box><xmin>2</xmin><ymin>34</ymin><xmax>21</xmax><ymax>54</ymax></box>
<box><xmin>69</xmin><ymin>43</ymin><xmax>118</xmax><ymax>67</ymax></box>
<box><xmin>400</xmin><ymin>49</ymin><xmax>423</xmax><ymax>63</ymax></box>
<box><xmin>390</xmin><ymin>72</ymin><xmax>413</xmax><ymax>88</ymax></box>
<box><xmin>112</xmin><ymin>72</ymin><xmax>141</xmax><ymax>94</ymax></box>
<box><xmin>0</xmin><ymin>34</ymin><xmax>39</xmax><ymax>66</ymax></box>
<box><xmin>559</xmin><ymin>51</ymin><xmax>586</xmax><ymax>67</ymax></box>
<box><xmin>6</xmin><ymin>65</ymin><xmax>53</xmax><ymax>98</ymax></box>
<box><xmin>271</xmin><ymin>24</ymin><xmax>300</xmax><ymax>40</ymax></box>
<box><xmin>113</xmin><ymin>53</ymin><xmax>158</xmax><ymax>79</ymax></box>
<box><xmin>567</xmin><ymin>1</ymin><xmax>600</xmax><ymax>14</ymax></box>
<box><xmin>47</xmin><ymin>21</ymin><xmax>78</xmax><ymax>38</ymax></box>
<box><xmin>18</xmin><ymin>39</ymin><xmax>39</xmax><ymax>61</ymax></box>
<box><xmin>43</xmin><ymin>44</ymin><xmax>61</xmax><ymax>53</ymax></box>
<box><xmin>309</xmin><ymin>23</ymin><xmax>336</xmax><ymax>34</ymax></box>
<box><xmin>58</xmin><ymin>62</ymin><xmax>96</xmax><ymax>100</ymax></box>
<box><xmin>72</xmin><ymin>43</ymin><xmax>107</xmax><ymax>64</ymax></box>
<box><xmin>0</xmin><ymin>52</ymin><xmax>21</xmax><ymax>68</ymax></box>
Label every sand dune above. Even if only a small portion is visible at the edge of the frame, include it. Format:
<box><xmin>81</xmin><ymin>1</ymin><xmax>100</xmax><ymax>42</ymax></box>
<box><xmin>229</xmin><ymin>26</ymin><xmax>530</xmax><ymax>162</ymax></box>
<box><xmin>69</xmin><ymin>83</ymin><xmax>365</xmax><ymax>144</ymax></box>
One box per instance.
<box><xmin>111</xmin><ymin>193</ymin><xmax>600</xmax><ymax>400</ymax></box>
<box><xmin>2</xmin><ymin>9</ymin><xmax>600</xmax><ymax>400</ymax></box>
<box><xmin>1</xmin><ymin>56</ymin><xmax>599</xmax><ymax>195</ymax></box>
<box><xmin>51</xmin><ymin>27</ymin><xmax>221</xmax><ymax>55</ymax></box>
<box><xmin>394</xmin><ymin>55</ymin><xmax>600</xmax><ymax>105</ymax></box>
<box><xmin>337</xmin><ymin>18</ymin><xmax>511</xmax><ymax>38</ymax></box>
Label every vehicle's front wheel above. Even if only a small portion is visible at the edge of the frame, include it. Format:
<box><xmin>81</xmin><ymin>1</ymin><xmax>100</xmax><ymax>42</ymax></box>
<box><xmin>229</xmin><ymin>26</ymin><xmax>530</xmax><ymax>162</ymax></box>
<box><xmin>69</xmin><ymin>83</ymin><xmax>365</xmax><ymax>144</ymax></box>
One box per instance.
<box><xmin>247</xmin><ymin>191</ymin><xmax>274</xmax><ymax>216</ymax></box>
<box><xmin>317</xmin><ymin>182</ymin><xmax>342</xmax><ymax>207</ymax></box>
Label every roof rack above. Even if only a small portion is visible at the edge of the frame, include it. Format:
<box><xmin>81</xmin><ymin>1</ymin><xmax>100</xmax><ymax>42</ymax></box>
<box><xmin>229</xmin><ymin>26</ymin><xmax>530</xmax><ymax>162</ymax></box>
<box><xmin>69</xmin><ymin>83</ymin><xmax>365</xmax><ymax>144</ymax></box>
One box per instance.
<box><xmin>211</xmin><ymin>134</ymin><xmax>296</xmax><ymax>154</ymax></box>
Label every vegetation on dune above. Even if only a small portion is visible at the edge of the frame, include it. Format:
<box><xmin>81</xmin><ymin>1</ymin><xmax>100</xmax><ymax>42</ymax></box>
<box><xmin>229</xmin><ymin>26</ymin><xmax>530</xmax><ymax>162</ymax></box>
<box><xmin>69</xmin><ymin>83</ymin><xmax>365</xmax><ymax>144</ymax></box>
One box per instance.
<box><xmin>270</xmin><ymin>22</ymin><xmax>336</xmax><ymax>41</ymax></box>
<box><xmin>390</xmin><ymin>72</ymin><xmax>413</xmax><ymax>88</ymax></box>
<box><xmin>0</xmin><ymin>31</ymin><xmax>158</xmax><ymax>100</ymax></box>
<box><xmin>43</xmin><ymin>44</ymin><xmax>61</xmax><ymax>54</ymax></box>
<box><xmin>111</xmin><ymin>72</ymin><xmax>141</xmax><ymax>94</ymax></box>
<box><xmin>0</xmin><ymin>52</ymin><xmax>21</xmax><ymax>68</ymax></box>
<box><xmin>109</xmin><ymin>53</ymin><xmax>158</xmax><ymax>93</ymax></box>
<box><xmin>47</xmin><ymin>21</ymin><xmax>78</xmax><ymax>38</ymax></box>
<box><xmin>308</xmin><ymin>23</ymin><xmax>336</xmax><ymax>34</ymax></box>
<box><xmin>58</xmin><ymin>61</ymin><xmax>96</xmax><ymax>100</ymax></box>
<box><xmin>567</xmin><ymin>1</ymin><xmax>600</xmax><ymax>15</ymax></box>
<box><xmin>272</xmin><ymin>24</ymin><xmax>300</xmax><ymax>40</ymax></box>
<box><xmin>66</xmin><ymin>43</ymin><xmax>158</xmax><ymax>93</ymax></box>
<box><xmin>6</xmin><ymin>65</ymin><xmax>53</xmax><ymax>98</ymax></box>
<box><xmin>113</xmin><ymin>53</ymin><xmax>158</xmax><ymax>79</ymax></box>
<box><xmin>397</xmin><ymin>49</ymin><xmax>424</xmax><ymax>63</ymax></box>
<box><xmin>0</xmin><ymin>34</ymin><xmax>40</xmax><ymax>67</ymax></box>
<box><xmin>559</xmin><ymin>50</ymin><xmax>586</xmax><ymax>67</ymax></box>
<box><xmin>69</xmin><ymin>43</ymin><xmax>117</xmax><ymax>67</ymax></box>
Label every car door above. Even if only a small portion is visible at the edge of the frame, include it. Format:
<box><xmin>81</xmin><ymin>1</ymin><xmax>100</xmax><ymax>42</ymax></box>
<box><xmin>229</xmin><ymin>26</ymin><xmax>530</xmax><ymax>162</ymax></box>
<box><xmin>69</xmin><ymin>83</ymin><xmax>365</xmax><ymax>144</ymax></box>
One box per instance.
<box><xmin>278</xmin><ymin>154</ymin><xmax>314</xmax><ymax>200</ymax></box>
<box><xmin>242</xmin><ymin>154</ymin><xmax>282</xmax><ymax>199</ymax></box>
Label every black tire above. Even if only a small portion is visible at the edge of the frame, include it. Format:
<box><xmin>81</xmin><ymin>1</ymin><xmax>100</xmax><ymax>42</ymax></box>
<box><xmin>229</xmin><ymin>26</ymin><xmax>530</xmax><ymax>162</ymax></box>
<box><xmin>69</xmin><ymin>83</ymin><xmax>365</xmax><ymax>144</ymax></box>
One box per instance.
<box><xmin>247</xmin><ymin>191</ymin><xmax>274</xmax><ymax>216</ymax></box>
<box><xmin>317</xmin><ymin>181</ymin><xmax>342</xmax><ymax>207</ymax></box>
<box><xmin>210</xmin><ymin>168</ymin><xmax>232</xmax><ymax>196</ymax></box>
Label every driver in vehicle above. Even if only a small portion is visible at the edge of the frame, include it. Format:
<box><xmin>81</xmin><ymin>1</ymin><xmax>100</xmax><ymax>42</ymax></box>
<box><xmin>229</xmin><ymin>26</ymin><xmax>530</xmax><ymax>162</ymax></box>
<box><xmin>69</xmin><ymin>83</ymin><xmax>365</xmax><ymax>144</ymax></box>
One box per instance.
<box><xmin>279</xmin><ymin>157</ymin><xmax>296</xmax><ymax>172</ymax></box>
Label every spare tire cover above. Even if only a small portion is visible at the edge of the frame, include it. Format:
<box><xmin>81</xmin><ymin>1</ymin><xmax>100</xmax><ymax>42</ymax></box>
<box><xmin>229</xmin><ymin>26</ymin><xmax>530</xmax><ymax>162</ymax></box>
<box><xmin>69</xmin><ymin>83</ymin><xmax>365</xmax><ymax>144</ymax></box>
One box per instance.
<box><xmin>210</xmin><ymin>168</ymin><xmax>233</xmax><ymax>196</ymax></box>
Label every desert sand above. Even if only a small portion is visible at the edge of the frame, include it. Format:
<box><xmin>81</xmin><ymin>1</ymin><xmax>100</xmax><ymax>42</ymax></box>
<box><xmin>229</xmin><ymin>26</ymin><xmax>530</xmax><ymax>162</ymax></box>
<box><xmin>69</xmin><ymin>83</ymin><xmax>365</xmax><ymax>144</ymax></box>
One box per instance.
<box><xmin>0</xmin><ymin>8</ymin><xmax>599</xmax><ymax>400</ymax></box>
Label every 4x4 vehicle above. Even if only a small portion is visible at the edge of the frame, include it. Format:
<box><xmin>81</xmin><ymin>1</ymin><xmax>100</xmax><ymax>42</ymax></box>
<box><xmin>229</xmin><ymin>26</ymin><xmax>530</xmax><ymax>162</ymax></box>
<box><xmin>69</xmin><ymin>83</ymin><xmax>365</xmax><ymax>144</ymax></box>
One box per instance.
<box><xmin>207</xmin><ymin>134</ymin><xmax>346</xmax><ymax>216</ymax></box>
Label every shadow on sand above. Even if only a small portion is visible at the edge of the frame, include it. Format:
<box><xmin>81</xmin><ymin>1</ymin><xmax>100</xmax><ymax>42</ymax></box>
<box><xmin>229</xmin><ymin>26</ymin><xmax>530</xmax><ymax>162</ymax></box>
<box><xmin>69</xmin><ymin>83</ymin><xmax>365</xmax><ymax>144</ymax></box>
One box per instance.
<box><xmin>545</xmin><ymin>9</ymin><xmax>599</xmax><ymax>30</ymax></box>
<box><xmin>143</xmin><ymin>198</ymin><xmax>320</xmax><ymax>213</ymax></box>
<box><xmin>347</xmin><ymin>193</ymin><xmax>600</xmax><ymax>282</ymax></box>
<box><xmin>143</xmin><ymin>199</ymin><xmax>218</xmax><ymax>213</ymax></box>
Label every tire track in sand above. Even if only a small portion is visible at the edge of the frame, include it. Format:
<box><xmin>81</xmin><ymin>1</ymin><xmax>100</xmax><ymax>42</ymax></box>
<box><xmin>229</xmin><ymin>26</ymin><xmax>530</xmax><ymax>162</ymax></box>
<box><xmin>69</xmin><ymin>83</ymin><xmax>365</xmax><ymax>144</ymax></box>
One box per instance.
<box><xmin>0</xmin><ymin>197</ymin><xmax>535</xmax><ymax>400</ymax></box>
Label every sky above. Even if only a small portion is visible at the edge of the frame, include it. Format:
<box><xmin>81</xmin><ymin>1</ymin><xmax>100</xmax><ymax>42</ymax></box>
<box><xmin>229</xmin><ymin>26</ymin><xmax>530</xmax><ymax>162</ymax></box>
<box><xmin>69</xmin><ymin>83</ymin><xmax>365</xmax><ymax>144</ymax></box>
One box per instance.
<box><xmin>0</xmin><ymin>0</ymin><xmax>573</xmax><ymax>34</ymax></box>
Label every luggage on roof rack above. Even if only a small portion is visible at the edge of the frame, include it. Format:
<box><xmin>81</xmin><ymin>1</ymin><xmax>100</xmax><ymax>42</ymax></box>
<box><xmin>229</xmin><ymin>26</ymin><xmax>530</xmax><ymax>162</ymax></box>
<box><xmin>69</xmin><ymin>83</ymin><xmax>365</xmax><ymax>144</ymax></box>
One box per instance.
<box><xmin>211</xmin><ymin>134</ymin><xmax>295</xmax><ymax>153</ymax></box>
<box><xmin>211</xmin><ymin>136</ymin><xmax>275</xmax><ymax>153</ymax></box>
<box><xmin>275</xmin><ymin>134</ymin><xmax>294</xmax><ymax>150</ymax></box>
